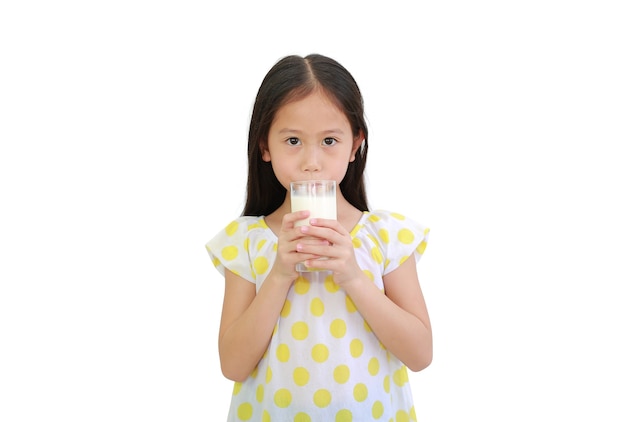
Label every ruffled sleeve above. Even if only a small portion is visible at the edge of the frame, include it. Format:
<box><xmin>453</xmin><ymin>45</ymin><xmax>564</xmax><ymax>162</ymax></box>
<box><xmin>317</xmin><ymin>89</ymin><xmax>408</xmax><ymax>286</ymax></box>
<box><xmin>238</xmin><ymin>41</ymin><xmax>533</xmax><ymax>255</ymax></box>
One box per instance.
<box><xmin>365</xmin><ymin>210</ymin><xmax>430</xmax><ymax>275</ymax></box>
<box><xmin>205</xmin><ymin>217</ymin><xmax>256</xmax><ymax>283</ymax></box>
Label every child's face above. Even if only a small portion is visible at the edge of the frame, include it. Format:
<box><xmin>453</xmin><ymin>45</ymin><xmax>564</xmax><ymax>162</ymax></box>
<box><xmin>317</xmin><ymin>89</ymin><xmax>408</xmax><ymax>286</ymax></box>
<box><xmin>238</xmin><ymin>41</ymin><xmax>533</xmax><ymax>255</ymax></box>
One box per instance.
<box><xmin>262</xmin><ymin>90</ymin><xmax>362</xmax><ymax>193</ymax></box>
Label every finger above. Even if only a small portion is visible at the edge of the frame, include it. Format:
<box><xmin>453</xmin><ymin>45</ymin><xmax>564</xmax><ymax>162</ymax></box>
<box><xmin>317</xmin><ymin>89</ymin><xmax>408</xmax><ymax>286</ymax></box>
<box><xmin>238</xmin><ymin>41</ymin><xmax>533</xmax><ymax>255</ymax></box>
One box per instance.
<box><xmin>299</xmin><ymin>225</ymin><xmax>344</xmax><ymax>246</ymax></box>
<box><xmin>301</xmin><ymin>257</ymin><xmax>334</xmax><ymax>272</ymax></box>
<box><xmin>309</xmin><ymin>218</ymin><xmax>348</xmax><ymax>234</ymax></box>
<box><xmin>296</xmin><ymin>237</ymin><xmax>331</xmax><ymax>247</ymax></box>
<box><xmin>282</xmin><ymin>210</ymin><xmax>310</xmax><ymax>228</ymax></box>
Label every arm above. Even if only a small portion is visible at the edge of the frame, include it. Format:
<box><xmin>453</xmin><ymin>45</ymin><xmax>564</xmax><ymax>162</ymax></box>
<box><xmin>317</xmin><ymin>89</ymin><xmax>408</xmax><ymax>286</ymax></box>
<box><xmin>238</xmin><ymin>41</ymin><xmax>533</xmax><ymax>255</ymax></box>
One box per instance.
<box><xmin>341</xmin><ymin>254</ymin><xmax>432</xmax><ymax>372</ymax></box>
<box><xmin>218</xmin><ymin>269</ymin><xmax>292</xmax><ymax>382</ymax></box>
<box><xmin>299</xmin><ymin>219</ymin><xmax>432</xmax><ymax>371</ymax></box>
<box><xmin>218</xmin><ymin>210</ymin><xmax>324</xmax><ymax>381</ymax></box>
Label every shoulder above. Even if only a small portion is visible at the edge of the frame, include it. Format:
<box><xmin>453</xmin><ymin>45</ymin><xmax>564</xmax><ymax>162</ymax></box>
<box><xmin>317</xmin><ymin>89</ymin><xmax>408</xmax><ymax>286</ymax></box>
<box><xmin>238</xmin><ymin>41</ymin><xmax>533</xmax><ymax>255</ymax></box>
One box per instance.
<box><xmin>205</xmin><ymin>215</ymin><xmax>272</xmax><ymax>282</ymax></box>
<box><xmin>211</xmin><ymin>216</ymin><xmax>269</xmax><ymax>237</ymax></box>
<box><xmin>359</xmin><ymin>210</ymin><xmax>428</xmax><ymax>234</ymax></box>
<box><xmin>355</xmin><ymin>209</ymin><xmax>430</xmax><ymax>268</ymax></box>
<box><xmin>206</xmin><ymin>216</ymin><xmax>271</xmax><ymax>254</ymax></box>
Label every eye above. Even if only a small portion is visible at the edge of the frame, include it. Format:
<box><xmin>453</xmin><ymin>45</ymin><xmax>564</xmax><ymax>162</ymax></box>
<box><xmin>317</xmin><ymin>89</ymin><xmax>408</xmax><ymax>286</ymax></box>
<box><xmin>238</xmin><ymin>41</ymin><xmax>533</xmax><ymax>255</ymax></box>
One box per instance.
<box><xmin>322</xmin><ymin>137</ymin><xmax>337</xmax><ymax>146</ymax></box>
<box><xmin>287</xmin><ymin>137</ymin><xmax>301</xmax><ymax>146</ymax></box>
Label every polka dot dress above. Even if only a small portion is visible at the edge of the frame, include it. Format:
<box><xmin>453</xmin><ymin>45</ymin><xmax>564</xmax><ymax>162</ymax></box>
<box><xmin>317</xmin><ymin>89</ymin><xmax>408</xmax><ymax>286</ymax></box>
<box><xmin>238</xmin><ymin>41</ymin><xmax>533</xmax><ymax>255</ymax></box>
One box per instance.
<box><xmin>206</xmin><ymin>210</ymin><xmax>429</xmax><ymax>422</ymax></box>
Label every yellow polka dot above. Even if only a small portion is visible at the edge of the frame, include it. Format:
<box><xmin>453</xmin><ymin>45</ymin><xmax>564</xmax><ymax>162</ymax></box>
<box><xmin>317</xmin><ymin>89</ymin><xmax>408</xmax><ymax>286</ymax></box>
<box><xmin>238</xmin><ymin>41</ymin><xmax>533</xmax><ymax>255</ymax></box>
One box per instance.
<box><xmin>350</xmin><ymin>223</ymin><xmax>364</xmax><ymax>236</ymax></box>
<box><xmin>352</xmin><ymin>237</ymin><xmax>362</xmax><ymax>248</ymax></box>
<box><xmin>345</xmin><ymin>295</ymin><xmax>357</xmax><ymax>313</ymax></box>
<box><xmin>274</xmin><ymin>388</ymin><xmax>292</xmax><ymax>408</ymax></box>
<box><xmin>256</xmin><ymin>239</ymin><xmax>267</xmax><ymax>251</ymax></box>
<box><xmin>259</xmin><ymin>219</ymin><xmax>269</xmax><ymax>229</ymax></box>
<box><xmin>364</xmin><ymin>320</ymin><xmax>372</xmax><ymax>332</ymax></box>
<box><xmin>256</xmin><ymin>384</ymin><xmax>264</xmax><ymax>402</ymax></box>
<box><xmin>281</xmin><ymin>299</ymin><xmax>291</xmax><ymax>318</ymax></box>
<box><xmin>353</xmin><ymin>383</ymin><xmax>368</xmax><ymax>402</ymax></box>
<box><xmin>410</xmin><ymin>406</ymin><xmax>418</xmax><ymax>421</ymax></box>
<box><xmin>211</xmin><ymin>256</ymin><xmax>221</xmax><ymax>268</ymax></box>
<box><xmin>417</xmin><ymin>239</ymin><xmax>427</xmax><ymax>255</ymax></box>
<box><xmin>335</xmin><ymin>409</ymin><xmax>352</xmax><ymax>422</ymax></box>
<box><xmin>311</xmin><ymin>344</ymin><xmax>329</xmax><ymax>363</ymax></box>
<box><xmin>396</xmin><ymin>410</ymin><xmax>410</xmax><ymax>422</ymax></box>
<box><xmin>221</xmin><ymin>245</ymin><xmax>238</xmax><ymax>261</ymax></box>
<box><xmin>265</xmin><ymin>365</ymin><xmax>272</xmax><ymax>383</ymax></box>
<box><xmin>367</xmin><ymin>234</ymin><xmax>381</xmax><ymax>248</ymax></box>
<box><xmin>330</xmin><ymin>319</ymin><xmax>347</xmax><ymax>338</ymax></box>
<box><xmin>368</xmin><ymin>357</ymin><xmax>380</xmax><ymax>376</ymax></box>
<box><xmin>368</xmin><ymin>214</ymin><xmax>380</xmax><ymax>223</ymax></box>
<box><xmin>313</xmin><ymin>389</ymin><xmax>332</xmax><ymax>408</ymax></box>
<box><xmin>393</xmin><ymin>366</ymin><xmax>409</xmax><ymax>386</ymax></box>
<box><xmin>350</xmin><ymin>339</ymin><xmax>363</xmax><ymax>358</ymax></box>
<box><xmin>294</xmin><ymin>276</ymin><xmax>310</xmax><ymax>294</ymax></box>
<box><xmin>253</xmin><ymin>256</ymin><xmax>269</xmax><ymax>274</ymax></box>
<box><xmin>250</xmin><ymin>366</ymin><xmax>258</xmax><ymax>379</ymax></box>
<box><xmin>233</xmin><ymin>382</ymin><xmax>242</xmax><ymax>395</ymax></box>
<box><xmin>272</xmin><ymin>242</ymin><xmax>278</xmax><ymax>251</ymax></box>
<box><xmin>243</xmin><ymin>237</ymin><xmax>250</xmax><ymax>252</ymax></box>
<box><xmin>399</xmin><ymin>255</ymin><xmax>409</xmax><ymax>265</ymax></box>
<box><xmin>390</xmin><ymin>212</ymin><xmax>405</xmax><ymax>220</ymax></box>
<box><xmin>310</xmin><ymin>297</ymin><xmax>324</xmax><ymax>316</ymax></box>
<box><xmin>398</xmin><ymin>228</ymin><xmax>415</xmax><ymax>244</ymax></box>
<box><xmin>333</xmin><ymin>364</ymin><xmax>350</xmax><ymax>384</ymax></box>
<box><xmin>248</xmin><ymin>222</ymin><xmax>262</xmax><ymax>230</ymax></box>
<box><xmin>383</xmin><ymin>375</ymin><xmax>390</xmax><ymax>393</ymax></box>
<box><xmin>294</xmin><ymin>412</ymin><xmax>311</xmax><ymax>422</ymax></box>
<box><xmin>225</xmin><ymin>221</ymin><xmax>239</xmax><ymax>236</ymax></box>
<box><xmin>276</xmin><ymin>344</ymin><xmax>290</xmax><ymax>362</ymax></box>
<box><xmin>262</xmin><ymin>409</ymin><xmax>270</xmax><ymax>422</ymax></box>
<box><xmin>291</xmin><ymin>321</ymin><xmax>309</xmax><ymax>340</ymax></box>
<box><xmin>378</xmin><ymin>228</ymin><xmax>389</xmax><ymax>244</ymax></box>
<box><xmin>324</xmin><ymin>275</ymin><xmax>340</xmax><ymax>293</ymax></box>
<box><xmin>372</xmin><ymin>401</ymin><xmax>384</xmax><ymax>419</ymax></box>
<box><xmin>370</xmin><ymin>246</ymin><xmax>383</xmax><ymax>264</ymax></box>
<box><xmin>362</xmin><ymin>270</ymin><xmax>374</xmax><ymax>281</ymax></box>
<box><xmin>293</xmin><ymin>367</ymin><xmax>310</xmax><ymax>386</ymax></box>
<box><xmin>237</xmin><ymin>402</ymin><xmax>253</xmax><ymax>420</ymax></box>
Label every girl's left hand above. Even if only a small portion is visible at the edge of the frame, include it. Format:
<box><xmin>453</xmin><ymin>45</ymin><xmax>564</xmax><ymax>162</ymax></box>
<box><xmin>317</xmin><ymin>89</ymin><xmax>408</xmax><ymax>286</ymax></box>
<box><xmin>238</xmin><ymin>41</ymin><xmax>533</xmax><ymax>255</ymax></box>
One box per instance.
<box><xmin>296</xmin><ymin>218</ymin><xmax>362</xmax><ymax>286</ymax></box>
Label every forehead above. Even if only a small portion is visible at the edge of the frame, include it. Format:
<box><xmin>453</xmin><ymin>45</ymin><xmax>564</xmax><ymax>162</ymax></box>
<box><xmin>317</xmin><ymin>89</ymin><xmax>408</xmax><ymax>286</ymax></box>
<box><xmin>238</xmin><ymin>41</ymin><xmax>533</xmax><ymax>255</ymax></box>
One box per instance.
<box><xmin>282</xmin><ymin>85</ymin><xmax>341</xmax><ymax>108</ymax></box>
<box><xmin>273</xmin><ymin>90</ymin><xmax>348</xmax><ymax>125</ymax></box>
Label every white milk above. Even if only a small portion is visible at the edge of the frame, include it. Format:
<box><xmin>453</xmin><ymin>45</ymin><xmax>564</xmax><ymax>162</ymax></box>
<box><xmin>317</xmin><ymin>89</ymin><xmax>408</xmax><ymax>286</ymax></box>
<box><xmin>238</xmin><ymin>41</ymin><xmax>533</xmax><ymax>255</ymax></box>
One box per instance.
<box><xmin>291</xmin><ymin>194</ymin><xmax>337</xmax><ymax>227</ymax></box>
<box><xmin>290</xmin><ymin>180</ymin><xmax>337</xmax><ymax>272</ymax></box>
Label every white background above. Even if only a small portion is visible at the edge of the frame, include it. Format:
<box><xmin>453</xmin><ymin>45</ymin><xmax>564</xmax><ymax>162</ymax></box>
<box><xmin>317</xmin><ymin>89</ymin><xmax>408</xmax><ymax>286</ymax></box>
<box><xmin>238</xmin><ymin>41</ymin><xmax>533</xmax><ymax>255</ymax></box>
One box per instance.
<box><xmin>1</xmin><ymin>1</ymin><xmax>625</xmax><ymax>421</ymax></box>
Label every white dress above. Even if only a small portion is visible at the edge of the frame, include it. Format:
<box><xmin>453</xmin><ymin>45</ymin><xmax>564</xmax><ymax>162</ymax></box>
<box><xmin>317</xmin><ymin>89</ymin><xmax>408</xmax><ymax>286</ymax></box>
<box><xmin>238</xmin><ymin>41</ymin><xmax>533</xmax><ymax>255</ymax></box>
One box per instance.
<box><xmin>206</xmin><ymin>210</ymin><xmax>429</xmax><ymax>422</ymax></box>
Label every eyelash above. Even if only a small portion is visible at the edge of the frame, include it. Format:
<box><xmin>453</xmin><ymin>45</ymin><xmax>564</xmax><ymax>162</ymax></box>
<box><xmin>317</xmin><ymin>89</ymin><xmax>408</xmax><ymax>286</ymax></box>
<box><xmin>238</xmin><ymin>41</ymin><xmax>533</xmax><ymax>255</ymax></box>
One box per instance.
<box><xmin>287</xmin><ymin>137</ymin><xmax>337</xmax><ymax>146</ymax></box>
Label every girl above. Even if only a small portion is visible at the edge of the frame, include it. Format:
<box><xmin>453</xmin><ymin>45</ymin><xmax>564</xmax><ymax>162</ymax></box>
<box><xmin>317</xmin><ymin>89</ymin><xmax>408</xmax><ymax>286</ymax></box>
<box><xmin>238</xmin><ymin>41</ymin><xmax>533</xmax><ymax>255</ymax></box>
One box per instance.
<box><xmin>206</xmin><ymin>54</ymin><xmax>432</xmax><ymax>421</ymax></box>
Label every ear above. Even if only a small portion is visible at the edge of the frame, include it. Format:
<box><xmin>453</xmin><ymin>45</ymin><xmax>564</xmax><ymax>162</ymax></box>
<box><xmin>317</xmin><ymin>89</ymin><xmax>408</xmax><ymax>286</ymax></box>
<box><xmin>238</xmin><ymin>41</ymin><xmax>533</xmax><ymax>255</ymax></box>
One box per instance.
<box><xmin>261</xmin><ymin>144</ymin><xmax>271</xmax><ymax>162</ymax></box>
<box><xmin>349</xmin><ymin>132</ymin><xmax>365</xmax><ymax>162</ymax></box>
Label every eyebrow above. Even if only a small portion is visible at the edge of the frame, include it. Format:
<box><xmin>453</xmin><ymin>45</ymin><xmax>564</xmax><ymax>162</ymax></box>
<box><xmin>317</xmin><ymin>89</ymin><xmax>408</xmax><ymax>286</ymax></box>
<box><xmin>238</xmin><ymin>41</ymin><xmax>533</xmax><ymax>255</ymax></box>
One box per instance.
<box><xmin>277</xmin><ymin>128</ymin><xmax>346</xmax><ymax>136</ymax></box>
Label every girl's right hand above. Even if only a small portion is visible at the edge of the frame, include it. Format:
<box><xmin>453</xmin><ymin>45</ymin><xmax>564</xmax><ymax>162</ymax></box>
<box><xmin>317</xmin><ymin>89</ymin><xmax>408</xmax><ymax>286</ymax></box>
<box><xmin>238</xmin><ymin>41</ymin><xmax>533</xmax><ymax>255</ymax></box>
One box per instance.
<box><xmin>271</xmin><ymin>210</ymin><xmax>329</xmax><ymax>283</ymax></box>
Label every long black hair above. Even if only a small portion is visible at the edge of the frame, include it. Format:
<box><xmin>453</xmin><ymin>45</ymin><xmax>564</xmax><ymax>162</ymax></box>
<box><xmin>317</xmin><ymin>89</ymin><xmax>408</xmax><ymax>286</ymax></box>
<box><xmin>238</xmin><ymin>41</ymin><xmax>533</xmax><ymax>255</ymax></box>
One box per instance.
<box><xmin>243</xmin><ymin>54</ymin><xmax>369</xmax><ymax>216</ymax></box>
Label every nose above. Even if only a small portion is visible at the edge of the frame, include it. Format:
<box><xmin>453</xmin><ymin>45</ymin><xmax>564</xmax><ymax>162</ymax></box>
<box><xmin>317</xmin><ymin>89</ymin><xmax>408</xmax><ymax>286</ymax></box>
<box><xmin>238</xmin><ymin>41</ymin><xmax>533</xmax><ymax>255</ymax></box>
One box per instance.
<box><xmin>302</xmin><ymin>145</ymin><xmax>321</xmax><ymax>173</ymax></box>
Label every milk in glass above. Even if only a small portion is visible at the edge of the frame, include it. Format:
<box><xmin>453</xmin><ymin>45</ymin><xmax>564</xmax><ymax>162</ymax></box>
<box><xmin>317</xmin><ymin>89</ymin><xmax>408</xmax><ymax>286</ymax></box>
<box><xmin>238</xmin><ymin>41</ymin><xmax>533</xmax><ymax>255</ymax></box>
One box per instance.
<box><xmin>290</xmin><ymin>180</ymin><xmax>337</xmax><ymax>271</ymax></box>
